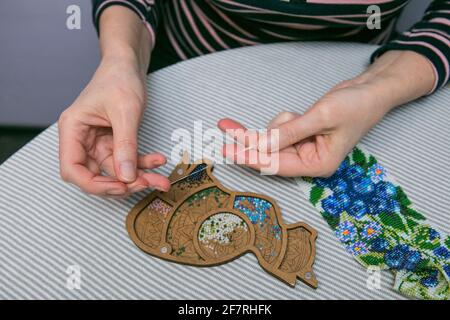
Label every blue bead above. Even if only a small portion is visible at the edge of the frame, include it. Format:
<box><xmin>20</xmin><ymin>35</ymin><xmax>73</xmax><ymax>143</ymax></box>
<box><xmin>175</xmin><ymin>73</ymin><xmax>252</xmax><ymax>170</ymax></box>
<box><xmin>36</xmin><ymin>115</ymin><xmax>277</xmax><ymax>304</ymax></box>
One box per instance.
<box><xmin>374</xmin><ymin>183</ymin><xmax>386</xmax><ymax>196</ymax></box>
<box><xmin>374</xmin><ymin>187</ymin><xmax>386</xmax><ymax>198</ymax></box>
<box><xmin>379</xmin><ymin>198</ymin><xmax>389</xmax><ymax>211</ymax></box>
<box><xmin>429</xmin><ymin>229</ymin><xmax>440</xmax><ymax>240</ymax></box>
<box><xmin>404</xmin><ymin>250</ymin><xmax>421</xmax><ymax>271</ymax></box>
<box><xmin>314</xmin><ymin>177</ymin><xmax>333</xmax><ymax>188</ymax></box>
<box><xmin>353</xmin><ymin>177</ymin><xmax>375</xmax><ymax>195</ymax></box>
<box><xmin>368</xmin><ymin>197</ymin><xmax>388</xmax><ymax>215</ymax></box>
<box><xmin>371</xmin><ymin>238</ymin><xmax>389</xmax><ymax>252</ymax></box>
<box><xmin>336</xmin><ymin>193</ymin><xmax>351</xmax><ymax>210</ymax></box>
<box><xmin>332</xmin><ymin>179</ymin><xmax>348</xmax><ymax>194</ymax></box>
<box><xmin>186</xmin><ymin>163</ymin><xmax>207</xmax><ymax>182</ymax></box>
<box><xmin>347</xmin><ymin>200</ymin><xmax>367</xmax><ymax>219</ymax></box>
<box><xmin>420</xmin><ymin>276</ymin><xmax>439</xmax><ymax>288</ymax></box>
<box><xmin>444</xmin><ymin>265</ymin><xmax>450</xmax><ymax>278</ymax></box>
<box><xmin>433</xmin><ymin>246</ymin><xmax>450</xmax><ymax>259</ymax></box>
<box><xmin>384</xmin><ymin>250</ymin><xmax>404</xmax><ymax>269</ymax></box>
<box><xmin>387</xmin><ymin>199</ymin><xmax>401</xmax><ymax>214</ymax></box>
<box><xmin>384</xmin><ymin>182</ymin><xmax>397</xmax><ymax>197</ymax></box>
<box><xmin>345</xmin><ymin>165</ymin><xmax>365</xmax><ymax>181</ymax></box>
<box><xmin>335</xmin><ymin>159</ymin><xmax>350</xmax><ymax>174</ymax></box>
<box><xmin>321</xmin><ymin>196</ymin><xmax>342</xmax><ymax>217</ymax></box>
<box><xmin>384</xmin><ymin>244</ymin><xmax>409</xmax><ymax>269</ymax></box>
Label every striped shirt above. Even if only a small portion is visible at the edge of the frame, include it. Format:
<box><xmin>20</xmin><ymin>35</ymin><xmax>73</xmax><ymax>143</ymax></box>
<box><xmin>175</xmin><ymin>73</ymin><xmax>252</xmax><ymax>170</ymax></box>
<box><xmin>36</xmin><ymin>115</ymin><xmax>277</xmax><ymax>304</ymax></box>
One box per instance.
<box><xmin>92</xmin><ymin>0</ymin><xmax>450</xmax><ymax>92</ymax></box>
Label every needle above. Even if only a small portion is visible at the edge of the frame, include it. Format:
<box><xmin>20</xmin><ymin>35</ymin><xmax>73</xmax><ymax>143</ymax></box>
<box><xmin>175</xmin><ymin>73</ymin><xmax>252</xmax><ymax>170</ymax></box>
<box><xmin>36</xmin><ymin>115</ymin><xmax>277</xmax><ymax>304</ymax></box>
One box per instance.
<box><xmin>170</xmin><ymin>166</ymin><xmax>209</xmax><ymax>185</ymax></box>
<box><xmin>170</xmin><ymin>142</ymin><xmax>257</xmax><ymax>185</ymax></box>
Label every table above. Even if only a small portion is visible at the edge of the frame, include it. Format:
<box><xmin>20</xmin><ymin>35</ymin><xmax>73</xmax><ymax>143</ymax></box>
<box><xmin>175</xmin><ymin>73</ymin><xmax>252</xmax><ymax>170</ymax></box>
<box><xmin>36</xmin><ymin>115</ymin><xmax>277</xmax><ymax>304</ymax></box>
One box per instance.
<box><xmin>1</xmin><ymin>42</ymin><xmax>449</xmax><ymax>299</ymax></box>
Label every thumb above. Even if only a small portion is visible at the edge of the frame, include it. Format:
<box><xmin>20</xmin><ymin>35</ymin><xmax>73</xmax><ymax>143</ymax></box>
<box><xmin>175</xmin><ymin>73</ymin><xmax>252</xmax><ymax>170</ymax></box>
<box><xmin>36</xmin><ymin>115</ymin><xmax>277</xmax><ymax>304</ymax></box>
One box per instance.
<box><xmin>259</xmin><ymin>111</ymin><xmax>323</xmax><ymax>152</ymax></box>
<box><xmin>267</xmin><ymin>111</ymin><xmax>300</xmax><ymax>129</ymax></box>
<box><xmin>111</xmin><ymin>109</ymin><xmax>140</xmax><ymax>183</ymax></box>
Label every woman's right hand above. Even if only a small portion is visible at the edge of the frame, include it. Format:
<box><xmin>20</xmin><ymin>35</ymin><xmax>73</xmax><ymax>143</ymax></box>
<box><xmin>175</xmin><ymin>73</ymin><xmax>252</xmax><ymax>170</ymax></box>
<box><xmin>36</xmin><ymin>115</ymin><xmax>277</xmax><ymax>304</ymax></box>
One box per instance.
<box><xmin>58</xmin><ymin>55</ymin><xmax>170</xmax><ymax>197</ymax></box>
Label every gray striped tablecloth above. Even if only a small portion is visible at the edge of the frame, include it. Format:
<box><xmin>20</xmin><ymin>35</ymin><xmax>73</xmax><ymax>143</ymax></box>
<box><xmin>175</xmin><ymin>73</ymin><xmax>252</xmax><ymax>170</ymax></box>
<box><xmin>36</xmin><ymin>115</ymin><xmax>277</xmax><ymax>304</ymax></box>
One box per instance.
<box><xmin>1</xmin><ymin>42</ymin><xmax>449</xmax><ymax>300</ymax></box>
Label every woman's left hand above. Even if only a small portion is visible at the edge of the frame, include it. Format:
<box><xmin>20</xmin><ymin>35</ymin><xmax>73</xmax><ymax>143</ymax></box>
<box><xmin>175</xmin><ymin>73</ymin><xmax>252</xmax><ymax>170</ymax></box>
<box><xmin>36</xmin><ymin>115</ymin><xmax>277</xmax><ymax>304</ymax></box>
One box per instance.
<box><xmin>219</xmin><ymin>50</ymin><xmax>437</xmax><ymax>177</ymax></box>
<box><xmin>219</xmin><ymin>77</ymin><xmax>391</xmax><ymax>177</ymax></box>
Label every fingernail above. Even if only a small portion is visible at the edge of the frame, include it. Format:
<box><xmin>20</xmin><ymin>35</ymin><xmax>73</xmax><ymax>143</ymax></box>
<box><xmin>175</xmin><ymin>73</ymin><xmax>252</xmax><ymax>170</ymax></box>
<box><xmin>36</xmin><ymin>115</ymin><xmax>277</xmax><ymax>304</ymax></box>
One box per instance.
<box><xmin>107</xmin><ymin>189</ymin><xmax>125</xmax><ymax>196</ymax></box>
<box><xmin>130</xmin><ymin>185</ymin><xmax>147</xmax><ymax>193</ymax></box>
<box><xmin>120</xmin><ymin>161</ymin><xmax>136</xmax><ymax>182</ymax></box>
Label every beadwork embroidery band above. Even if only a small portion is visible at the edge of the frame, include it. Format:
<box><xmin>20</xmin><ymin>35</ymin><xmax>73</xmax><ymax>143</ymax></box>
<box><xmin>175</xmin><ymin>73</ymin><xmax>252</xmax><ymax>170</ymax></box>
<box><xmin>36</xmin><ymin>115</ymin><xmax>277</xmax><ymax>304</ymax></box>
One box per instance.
<box><xmin>296</xmin><ymin>144</ymin><xmax>450</xmax><ymax>300</ymax></box>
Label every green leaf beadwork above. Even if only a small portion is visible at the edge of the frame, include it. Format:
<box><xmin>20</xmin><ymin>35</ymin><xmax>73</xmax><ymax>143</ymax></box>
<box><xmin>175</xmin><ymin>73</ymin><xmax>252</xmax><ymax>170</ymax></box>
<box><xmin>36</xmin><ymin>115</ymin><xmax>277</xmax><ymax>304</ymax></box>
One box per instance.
<box><xmin>301</xmin><ymin>146</ymin><xmax>450</xmax><ymax>300</ymax></box>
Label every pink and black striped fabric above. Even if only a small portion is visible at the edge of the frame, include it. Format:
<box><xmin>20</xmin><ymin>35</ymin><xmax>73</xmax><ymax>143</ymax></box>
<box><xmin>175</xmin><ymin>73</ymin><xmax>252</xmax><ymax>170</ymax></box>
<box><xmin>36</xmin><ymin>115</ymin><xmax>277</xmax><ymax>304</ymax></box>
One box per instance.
<box><xmin>92</xmin><ymin>0</ymin><xmax>450</xmax><ymax>92</ymax></box>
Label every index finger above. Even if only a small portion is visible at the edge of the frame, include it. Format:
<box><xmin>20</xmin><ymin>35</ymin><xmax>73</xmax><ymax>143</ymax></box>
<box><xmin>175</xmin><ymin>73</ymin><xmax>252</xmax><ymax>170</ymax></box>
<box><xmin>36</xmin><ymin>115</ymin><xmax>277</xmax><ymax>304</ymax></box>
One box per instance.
<box><xmin>217</xmin><ymin>118</ymin><xmax>260</xmax><ymax>149</ymax></box>
<box><xmin>58</xmin><ymin>120</ymin><xmax>127</xmax><ymax>195</ymax></box>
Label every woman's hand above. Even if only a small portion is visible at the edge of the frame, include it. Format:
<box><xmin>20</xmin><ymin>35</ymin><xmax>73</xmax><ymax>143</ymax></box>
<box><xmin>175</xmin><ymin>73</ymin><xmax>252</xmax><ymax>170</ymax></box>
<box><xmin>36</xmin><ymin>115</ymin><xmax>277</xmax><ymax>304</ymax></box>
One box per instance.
<box><xmin>58</xmin><ymin>6</ymin><xmax>170</xmax><ymax>197</ymax></box>
<box><xmin>219</xmin><ymin>50</ymin><xmax>435</xmax><ymax>177</ymax></box>
<box><xmin>58</xmin><ymin>57</ymin><xmax>170</xmax><ymax>197</ymax></box>
<box><xmin>219</xmin><ymin>79</ymin><xmax>386</xmax><ymax>177</ymax></box>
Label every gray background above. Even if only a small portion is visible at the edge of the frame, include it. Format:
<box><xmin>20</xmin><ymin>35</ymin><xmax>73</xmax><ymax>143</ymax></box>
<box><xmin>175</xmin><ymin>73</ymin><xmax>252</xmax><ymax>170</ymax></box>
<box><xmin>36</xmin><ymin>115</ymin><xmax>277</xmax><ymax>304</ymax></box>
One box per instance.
<box><xmin>0</xmin><ymin>0</ymin><xmax>432</xmax><ymax>127</ymax></box>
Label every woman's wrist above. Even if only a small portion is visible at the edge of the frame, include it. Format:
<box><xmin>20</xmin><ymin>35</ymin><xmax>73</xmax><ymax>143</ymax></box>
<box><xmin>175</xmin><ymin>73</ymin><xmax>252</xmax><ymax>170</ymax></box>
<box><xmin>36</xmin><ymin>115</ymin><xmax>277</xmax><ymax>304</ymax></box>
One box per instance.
<box><xmin>101</xmin><ymin>46</ymin><xmax>146</xmax><ymax>77</ymax></box>
<box><xmin>352</xmin><ymin>51</ymin><xmax>436</xmax><ymax>113</ymax></box>
<box><xmin>99</xmin><ymin>6</ymin><xmax>152</xmax><ymax>78</ymax></box>
<box><xmin>100</xmin><ymin>29</ymin><xmax>151</xmax><ymax>78</ymax></box>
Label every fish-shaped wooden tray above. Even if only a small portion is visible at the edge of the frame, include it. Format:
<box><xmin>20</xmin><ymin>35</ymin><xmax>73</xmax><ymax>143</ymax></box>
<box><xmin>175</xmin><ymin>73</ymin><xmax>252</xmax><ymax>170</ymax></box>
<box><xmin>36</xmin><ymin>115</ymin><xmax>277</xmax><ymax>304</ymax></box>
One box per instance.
<box><xmin>126</xmin><ymin>157</ymin><xmax>318</xmax><ymax>288</ymax></box>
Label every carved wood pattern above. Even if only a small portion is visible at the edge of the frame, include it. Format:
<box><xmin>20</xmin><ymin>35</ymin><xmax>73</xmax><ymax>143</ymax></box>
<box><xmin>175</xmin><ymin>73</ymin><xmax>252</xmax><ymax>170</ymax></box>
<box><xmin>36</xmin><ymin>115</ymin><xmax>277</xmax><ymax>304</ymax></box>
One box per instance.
<box><xmin>126</xmin><ymin>156</ymin><xmax>319</xmax><ymax>289</ymax></box>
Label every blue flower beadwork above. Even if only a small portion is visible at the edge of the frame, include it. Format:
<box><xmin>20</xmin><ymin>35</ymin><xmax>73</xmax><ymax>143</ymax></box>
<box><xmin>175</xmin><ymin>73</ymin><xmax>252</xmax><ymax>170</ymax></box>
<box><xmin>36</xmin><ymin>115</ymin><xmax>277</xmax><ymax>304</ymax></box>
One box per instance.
<box><xmin>315</xmin><ymin>160</ymin><xmax>400</xmax><ymax>219</ymax></box>
<box><xmin>335</xmin><ymin>221</ymin><xmax>357</xmax><ymax>243</ymax></box>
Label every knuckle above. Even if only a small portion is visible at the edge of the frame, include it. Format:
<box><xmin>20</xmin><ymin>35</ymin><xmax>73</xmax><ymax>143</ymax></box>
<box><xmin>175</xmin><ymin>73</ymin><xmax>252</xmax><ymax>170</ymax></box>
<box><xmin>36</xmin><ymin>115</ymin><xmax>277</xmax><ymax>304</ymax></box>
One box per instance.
<box><xmin>315</xmin><ymin>103</ymin><xmax>334</xmax><ymax>127</ymax></box>
<box><xmin>114</xmin><ymin>92</ymin><xmax>143</xmax><ymax>113</ymax></box>
<box><xmin>60</xmin><ymin>170</ymin><xmax>70</xmax><ymax>183</ymax></box>
<box><xmin>78</xmin><ymin>186</ymin><xmax>91</xmax><ymax>195</ymax></box>
<box><xmin>59</xmin><ymin>160</ymin><xmax>71</xmax><ymax>182</ymax></box>
<box><xmin>58</xmin><ymin>110</ymin><xmax>71</xmax><ymax>126</ymax></box>
<box><xmin>276</xmin><ymin>111</ymin><xmax>296</xmax><ymax>122</ymax></box>
<box><xmin>332</xmin><ymin>79</ymin><xmax>352</xmax><ymax>91</ymax></box>
<box><xmin>119</xmin><ymin>102</ymin><xmax>141</xmax><ymax>116</ymax></box>
<box><xmin>117</xmin><ymin>138</ymin><xmax>138</xmax><ymax>152</ymax></box>
<box><xmin>282</xmin><ymin>126</ymin><xmax>299</xmax><ymax>145</ymax></box>
<box><xmin>79</xmin><ymin>184</ymin><xmax>98</xmax><ymax>195</ymax></box>
<box><xmin>117</xmin><ymin>138</ymin><xmax>137</xmax><ymax>150</ymax></box>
